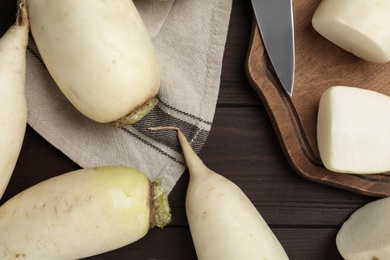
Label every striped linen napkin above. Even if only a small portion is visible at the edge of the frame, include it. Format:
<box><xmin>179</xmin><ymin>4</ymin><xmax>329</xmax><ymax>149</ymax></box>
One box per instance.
<box><xmin>25</xmin><ymin>0</ymin><xmax>233</xmax><ymax>193</ymax></box>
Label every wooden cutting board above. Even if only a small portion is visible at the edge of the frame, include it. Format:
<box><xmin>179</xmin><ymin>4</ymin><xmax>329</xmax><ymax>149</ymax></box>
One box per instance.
<box><xmin>246</xmin><ymin>0</ymin><xmax>390</xmax><ymax>197</ymax></box>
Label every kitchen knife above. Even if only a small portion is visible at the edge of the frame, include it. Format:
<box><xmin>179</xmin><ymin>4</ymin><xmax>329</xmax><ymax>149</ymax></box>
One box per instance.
<box><xmin>251</xmin><ymin>0</ymin><xmax>295</xmax><ymax>96</ymax></box>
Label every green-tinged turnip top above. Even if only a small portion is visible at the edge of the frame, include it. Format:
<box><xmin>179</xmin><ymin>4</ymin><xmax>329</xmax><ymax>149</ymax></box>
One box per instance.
<box><xmin>27</xmin><ymin>0</ymin><xmax>161</xmax><ymax>126</ymax></box>
<box><xmin>317</xmin><ymin>86</ymin><xmax>390</xmax><ymax>174</ymax></box>
<box><xmin>312</xmin><ymin>0</ymin><xmax>390</xmax><ymax>63</ymax></box>
<box><xmin>337</xmin><ymin>196</ymin><xmax>390</xmax><ymax>259</ymax></box>
<box><xmin>151</xmin><ymin>126</ymin><xmax>289</xmax><ymax>260</ymax></box>
<box><xmin>0</xmin><ymin>166</ymin><xmax>171</xmax><ymax>259</ymax></box>
<box><xmin>0</xmin><ymin>0</ymin><xmax>28</xmax><ymax>200</ymax></box>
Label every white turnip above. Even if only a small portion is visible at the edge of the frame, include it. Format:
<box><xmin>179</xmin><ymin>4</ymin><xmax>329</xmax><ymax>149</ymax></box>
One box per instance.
<box><xmin>27</xmin><ymin>0</ymin><xmax>160</xmax><ymax>125</ymax></box>
<box><xmin>151</xmin><ymin>126</ymin><xmax>289</xmax><ymax>260</ymax></box>
<box><xmin>0</xmin><ymin>166</ymin><xmax>171</xmax><ymax>259</ymax></box>
<box><xmin>337</xmin><ymin>196</ymin><xmax>390</xmax><ymax>259</ymax></box>
<box><xmin>312</xmin><ymin>0</ymin><xmax>390</xmax><ymax>63</ymax></box>
<box><xmin>317</xmin><ymin>86</ymin><xmax>390</xmax><ymax>174</ymax></box>
<box><xmin>0</xmin><ymin>1</ymin><xmax>29</xmax><ymax>200</ymax></box>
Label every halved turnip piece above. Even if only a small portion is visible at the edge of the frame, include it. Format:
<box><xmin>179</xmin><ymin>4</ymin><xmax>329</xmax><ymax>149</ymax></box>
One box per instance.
<box><xmin>337</xmin><ymin>196</ymin><xmax>390</xmax><ymax>260</ymax></box>
<box><xmin>317</xmin><ymin>86</ymin><xmax>390</xmax><ymax>174</ymax></box>
<box><xmin>312</xmin><ymin>0</ymin><xmax>390</xmax><ymax>63</ymax></box>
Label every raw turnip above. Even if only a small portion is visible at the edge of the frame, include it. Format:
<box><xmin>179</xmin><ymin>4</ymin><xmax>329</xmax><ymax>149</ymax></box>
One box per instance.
<box><xmin>151</xmin><ymin>127</ymin><xmax>289</xmax><ymax>260</ymax></box>
<box><xmin>0</xmin><ymin>166</ymin><xmax>171</xmax><ymax>259</ymax></box>
<box><xmin>336</xmin><ymin>196</ymin><xmax>390</xmax><ymax>259</ymax></box>
<box><xmin>27</xmin><ymin>0</ymin><xmax>160</xmax><ymax>125</ymax></box>
<box><xmin>312</xmin><ymin>0</ymin><xmax>390</xmax><ymax>63</ymax></box>
<box><xmin>317</xmin><ymin>86</ymin><xmax>390</xmax><ymax>174</ymax></box>
<box><xmin>0</xmin><ymin>1</ymin><xmax>29</xmax><ymax>200</ymax></box>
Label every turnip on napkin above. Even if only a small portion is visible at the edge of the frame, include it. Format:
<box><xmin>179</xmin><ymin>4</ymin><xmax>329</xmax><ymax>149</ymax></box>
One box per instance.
<box><xmin>25</xmin><ymin>0</ymin><xmax>233</xmax><ymax>193</ymax></box>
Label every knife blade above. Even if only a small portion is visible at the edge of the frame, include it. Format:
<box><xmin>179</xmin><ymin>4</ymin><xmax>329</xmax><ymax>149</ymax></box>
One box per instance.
<box><xmin>251</xmin><ymin>0</ymin><xmax>295</xmax><ymax>96</ymax></box>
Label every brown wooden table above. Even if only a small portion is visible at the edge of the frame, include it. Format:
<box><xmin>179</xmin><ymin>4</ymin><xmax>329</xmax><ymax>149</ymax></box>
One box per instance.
<box><xmin>0</xmin><ymin>1</ymin><xmax>377</xmax><ymax>259</ymax></box>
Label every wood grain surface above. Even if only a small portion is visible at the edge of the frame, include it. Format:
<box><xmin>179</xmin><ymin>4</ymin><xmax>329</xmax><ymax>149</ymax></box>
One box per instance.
<box><xmin>246</xmin><ymin>0</ymin><xmax>390</xmax><ymax>197</ymax></box>
<box><xmin>0</xmin><ymin>1</ymin><xmax>382</xmax><ymax>259</ymax></box>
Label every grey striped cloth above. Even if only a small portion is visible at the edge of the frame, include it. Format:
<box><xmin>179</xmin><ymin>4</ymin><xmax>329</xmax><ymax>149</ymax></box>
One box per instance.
<box><xmin>25</xmin><ymin>0</ymin><xmax>233</xmax><ymax>193</ymax></box>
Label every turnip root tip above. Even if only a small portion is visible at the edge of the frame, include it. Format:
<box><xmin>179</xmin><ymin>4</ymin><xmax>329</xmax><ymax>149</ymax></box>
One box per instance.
<box><xmin>0</xmin><ymin>0</ymin><xmax>29</xmax><ymax>200</ymax></box>
<box><xmin>17</xmin><ymin>1</ymin><xmax>28</xmax><ymax>26</ymax></box>
<box><xmin>150</xmin><ymin>126</ymin><xmax>289</xmax><ymax>260</ymax></box>
<box><xmin>149</xmin><ymin>126</ymin><xmax>206</xmax><ymax>172</ymax></box>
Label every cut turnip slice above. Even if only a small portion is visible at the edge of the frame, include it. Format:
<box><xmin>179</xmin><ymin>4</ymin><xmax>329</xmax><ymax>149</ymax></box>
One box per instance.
<box><xmin>337</xmin><ymin>196</ymin><xmax>390</xmax><ymax>260</ymax></box>
<box><xmin>317</xmin><ymin>86</ymin><xmax>390</xmax><ymax>174</ymax></box>
<box><xmin>312</xmin><ymin>0</ymin><xmax>390</xmax><ymax>63</ymax></box>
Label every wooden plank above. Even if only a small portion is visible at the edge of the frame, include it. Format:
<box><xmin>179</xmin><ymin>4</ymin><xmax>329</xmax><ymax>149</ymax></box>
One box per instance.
<box><xmin>276</xmin><ymin>227</ymin><xmax>343</xmax><ymax>260</ymax></box>
<box><xmin>218</xmin><ymin>0</ymin><xmax>261</xmax><ymax>107</ymax></box>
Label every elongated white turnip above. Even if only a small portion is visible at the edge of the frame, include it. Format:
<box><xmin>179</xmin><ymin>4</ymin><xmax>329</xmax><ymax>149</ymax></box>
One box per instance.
<box><xmin>317</xmin><ymin>86</ymin><xmax>390</xmax><ymax>174</ymax></box>
<box><xmin>336</xmin><ymin>196</ymin><xmax>390</xmax><ymax>260</ymax></box>
<box><xmin>151</xmin><ymin>127</ymin><xmax>289</xmax><ymax>260</ymax></box>
<box><xmin>27</xmin><ymin>0</ymin><xmax>160</xmax><ymax>126</ymax></box>
<box><xmin>0</xmin><ymin>166</ymin><xmax>171</xmax><ymax>259</ymax></box>
<box><xmin>312</xmin><ymin>0</ymin><xmax>390</xmax><ymax>63</ymax></box>
<box><xmin>0</xmin><ymin>1</ymin><xmax>29</xmax><ymax>200</ymax></box>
